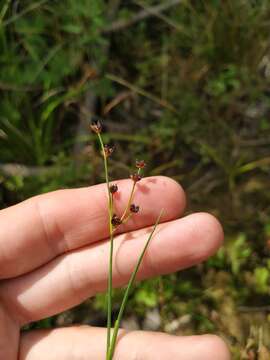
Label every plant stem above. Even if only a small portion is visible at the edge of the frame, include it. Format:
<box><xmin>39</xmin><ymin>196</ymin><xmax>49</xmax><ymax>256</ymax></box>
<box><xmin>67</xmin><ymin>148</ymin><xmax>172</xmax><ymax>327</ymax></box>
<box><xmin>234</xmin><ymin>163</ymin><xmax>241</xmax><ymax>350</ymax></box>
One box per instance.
<box><xmin>97</xmin><ymin>133</ymin><xmax>114</xmax><ymax>358</ymax></box>
<box><xmin>121</xmin><ymin>168</ymin><xmax>141</xmax><ymax>222</ymax></box>
<box><xmin>108</xmin><ymin>209</ymin><xmax>164</xmax><ymax>359</ymax></box>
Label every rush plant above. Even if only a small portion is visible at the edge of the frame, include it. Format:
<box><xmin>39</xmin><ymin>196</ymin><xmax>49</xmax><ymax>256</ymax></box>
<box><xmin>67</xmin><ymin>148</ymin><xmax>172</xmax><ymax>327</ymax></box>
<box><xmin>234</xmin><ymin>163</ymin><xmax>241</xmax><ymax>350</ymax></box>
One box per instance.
<box><xmin>90</xmin><ymin>120</ymin><xmax>163</xmax><ymax>360</ymax></box>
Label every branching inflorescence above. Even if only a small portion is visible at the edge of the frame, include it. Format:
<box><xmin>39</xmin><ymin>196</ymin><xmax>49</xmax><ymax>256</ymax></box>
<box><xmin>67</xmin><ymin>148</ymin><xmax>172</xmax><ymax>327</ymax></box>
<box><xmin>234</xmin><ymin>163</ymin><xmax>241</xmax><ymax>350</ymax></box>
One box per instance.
<box><xmin>90</xmin><ymin>120</ymin><xmax>163</xmax><ymax>360</ymax></box>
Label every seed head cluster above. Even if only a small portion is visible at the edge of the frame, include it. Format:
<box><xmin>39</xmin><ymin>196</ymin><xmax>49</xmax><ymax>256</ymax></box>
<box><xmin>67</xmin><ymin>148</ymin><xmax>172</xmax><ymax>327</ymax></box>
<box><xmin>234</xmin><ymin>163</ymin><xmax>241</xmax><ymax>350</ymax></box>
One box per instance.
<box><xmin>136</xmin><ymin>160</ymin><xmax>146</xmax><ymax>169</ymax></box>
<box><xmin>130</xmin><ymin>173</ymin><xmax>142</xmax><ymax>182</ymax></box>
<box><xmin>104</xmin><ymin>144</ymin><xmax>114</xmax><ymax>157</ymax></box>
<box><xmin>91</xmin><ymin>120</ymin><xmax>147</xmax><ymax>228</ymax></box>
<box><xmin>111</xmin><ymin>214</ymin><xmax>122</xmax><ymax>227</ymax></box>
<box><xmin>130</xmin><ymin>204</ymin><xmax>140</xmax><ymax>213</ymax></box>
<box><xmin>90</xmin><ymin>120</ymin><xmax>102</xmax><ymax>134</ymax></box>
<box><xmin>109</xmin><ymin>184</ymin><xmax>118</xmax><ymax>194</ymax></box>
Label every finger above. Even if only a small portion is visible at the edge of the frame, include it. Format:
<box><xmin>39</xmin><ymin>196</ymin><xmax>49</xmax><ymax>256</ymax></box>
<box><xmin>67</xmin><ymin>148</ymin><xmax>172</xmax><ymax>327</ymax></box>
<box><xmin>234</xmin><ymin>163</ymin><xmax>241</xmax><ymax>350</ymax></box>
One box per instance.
<box><xmin>19</xmin><ymin>326</ymin><xmax>231</xmax><ymax>360</ymax></box>
<box><xmin>1</xmin><ymin>213</ymin><xmax>223</xmax><ymax>325</ymax></box>
<box><xmin>0</xmin><ymin>304</ymin><xmax>19</xmax><ymax>360</ymax></box>
<box><xmin>0</xmin><ymin>176</ymin><xmax>185</xmax><ymax>279</ymax></box>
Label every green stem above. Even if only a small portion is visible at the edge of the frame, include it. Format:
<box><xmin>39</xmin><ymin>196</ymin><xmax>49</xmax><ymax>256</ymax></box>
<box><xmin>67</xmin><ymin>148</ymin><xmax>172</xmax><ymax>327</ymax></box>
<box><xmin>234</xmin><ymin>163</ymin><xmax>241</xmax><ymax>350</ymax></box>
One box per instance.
<box><xmin>97</xmin><ymin>133</ymin><xmax>114</xmax><ymax>358</ymax></box>
<box><xmin>120</xmin><ymin>168</ymin><xmax>141</xmax><ymax>222</ymax></box>
<box><xmin>108</xmin><ymin>209</ymin><xmax>164</xmax><ymax>359</ymax></box>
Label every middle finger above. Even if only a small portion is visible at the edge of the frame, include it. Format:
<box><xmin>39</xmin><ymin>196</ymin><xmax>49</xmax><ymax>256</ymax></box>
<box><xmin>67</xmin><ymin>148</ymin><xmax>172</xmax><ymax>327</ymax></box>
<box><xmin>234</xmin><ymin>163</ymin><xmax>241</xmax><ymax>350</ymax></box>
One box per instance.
<box><xmin>0</xmin><ymin>213</ymin><xmax>223</xmax><ymax>325</ymax></box>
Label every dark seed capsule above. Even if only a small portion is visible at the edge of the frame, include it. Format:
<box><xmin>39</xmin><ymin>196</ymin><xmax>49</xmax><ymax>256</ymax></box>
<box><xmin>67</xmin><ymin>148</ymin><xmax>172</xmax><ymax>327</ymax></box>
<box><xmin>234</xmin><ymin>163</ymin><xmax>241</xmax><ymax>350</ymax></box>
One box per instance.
<box><xmin>130</xmin><ymin>173</ymin><xmax>142</xmax><ymax>182</ymax></box>
<box><xmin>90</xmin><ymin>120</ymin><xmax>102</xmax><ymax>134</ymax></box>
<box><xmin>109</xmin><ymin>184</ymin><xmax>118</xmax><ymax>194</ymax></box>
<box><xmin>136</xmin><ymin>160</ymin><xmax>146</xmax><ymax>169</ymax></box>
<box><xmin>104</xmin><ymin>144</ymin><xmax>114</xmax><ymax>157</ymax></box>
<box><xmin>111</xmin><ymin>214</ymin><xmax>122</xmax><ymax>226</ymax></box>
<box><xmin>130</xmin><ymin>204</ymin><xmax>140</xmax><ymax>213</ymax></box>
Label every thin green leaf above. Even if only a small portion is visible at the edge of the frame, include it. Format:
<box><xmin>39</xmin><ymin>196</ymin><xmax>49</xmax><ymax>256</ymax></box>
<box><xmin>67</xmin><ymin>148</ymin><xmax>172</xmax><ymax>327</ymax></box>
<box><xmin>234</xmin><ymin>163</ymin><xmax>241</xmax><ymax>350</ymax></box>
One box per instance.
<box><xmin>108</xmin><ymin>209</ymin><xmax>164</xmax><ymax>359</ymax></box>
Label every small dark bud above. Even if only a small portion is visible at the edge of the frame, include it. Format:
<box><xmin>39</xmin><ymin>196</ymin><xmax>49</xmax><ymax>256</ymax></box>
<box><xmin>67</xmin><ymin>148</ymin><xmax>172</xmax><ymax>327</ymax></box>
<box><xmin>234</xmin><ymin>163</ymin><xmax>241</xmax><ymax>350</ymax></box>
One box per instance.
<box><xmin>130</xmin><ymin>204</ymin><xmax>140</xmax><ymax>213</ymax></box>
<box><xmin>136</xmin><ymin>160</ymin><xmax>146</xmax><ymax>169</ymax></box>
<box><xmin>104</xmin><ymin>144</ymin><xmax>114</xmax><ymax>157</ymax></box>
<box><xmin>111</xmin><ymin>214</ymin><xmax>122</xmax><ymax>226</ymax></box>
<box><xmin>90</xmin><ymin>120</ymin><xmax>102</xmax><ymax>134</ymax></box>
<box><xmin>130</xmin><ymin>173</ymin><xmax>142</xmax><ymax>182</ymax></box>
<box><xmin>109</xmin><ymin>184</ymin><xmax>118</xmax><ymax>194</ymax></box>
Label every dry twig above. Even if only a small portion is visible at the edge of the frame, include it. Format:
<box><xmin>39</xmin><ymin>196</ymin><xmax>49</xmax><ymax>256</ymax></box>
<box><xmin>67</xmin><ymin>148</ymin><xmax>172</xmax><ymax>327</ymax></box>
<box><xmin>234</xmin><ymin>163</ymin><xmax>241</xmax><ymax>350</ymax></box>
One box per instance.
<box><xmin>103</xmin><ymin>0</ymin><xmax>183</xmax><ymax>34</ymax></box>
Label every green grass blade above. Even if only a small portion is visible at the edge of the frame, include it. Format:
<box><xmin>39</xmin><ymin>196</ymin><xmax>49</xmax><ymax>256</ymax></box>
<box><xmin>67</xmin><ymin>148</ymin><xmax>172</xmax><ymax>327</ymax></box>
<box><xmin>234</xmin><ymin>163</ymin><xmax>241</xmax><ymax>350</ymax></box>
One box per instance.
<box><xmin>108</xmin><ymin>209</ymin><xmax>164</xmax><ymax>359</ymax></box>
<box><xmin>2</xmin><ymin>0</ymin><xmax>49</xmax><ymax>27</ymax></box>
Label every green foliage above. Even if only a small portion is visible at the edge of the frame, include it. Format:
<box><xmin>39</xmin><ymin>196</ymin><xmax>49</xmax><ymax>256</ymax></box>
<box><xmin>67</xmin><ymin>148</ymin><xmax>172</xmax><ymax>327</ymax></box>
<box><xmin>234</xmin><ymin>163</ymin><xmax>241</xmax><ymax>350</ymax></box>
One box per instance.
<box><xmin>254</xmin><ymin>267</ymin><xmax>269</xmax><ymax>294</ymax></box>
<box><xmin>0</xmin><ymin>0</ymin><xmax>107</xmax><ymax>165</ymax></box>
<box><xmin>227</xmin><ymin>233</ymin><xmax>252</xmax><ymax>275</ymax></box>
<box><xmin>135</xmin><ymin>286</ymin><xmax>158</xmax><ymax>308</ymax></box>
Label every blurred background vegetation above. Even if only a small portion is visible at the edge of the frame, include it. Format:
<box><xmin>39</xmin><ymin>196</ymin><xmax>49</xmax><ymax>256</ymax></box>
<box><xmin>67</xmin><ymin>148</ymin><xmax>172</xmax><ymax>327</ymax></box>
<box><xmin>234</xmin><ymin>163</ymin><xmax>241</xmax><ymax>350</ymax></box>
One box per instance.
<box><xmin>1</xmin><ymin>0</ymin><xmax>270</xmax><ymax>358</ymax></box>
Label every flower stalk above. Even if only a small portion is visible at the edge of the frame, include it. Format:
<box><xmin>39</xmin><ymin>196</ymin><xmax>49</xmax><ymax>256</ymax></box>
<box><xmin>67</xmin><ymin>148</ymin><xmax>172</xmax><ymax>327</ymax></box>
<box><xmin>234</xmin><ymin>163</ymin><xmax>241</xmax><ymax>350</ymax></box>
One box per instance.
<box><xmin>91</xmin><ymin>121</ymin><xmax>162</xmax><ymax>360</ymax></box>
<box><xmin>95</xmin><ymin>132</ymin><xmax>114</xmax><ymax>355</ymax></box>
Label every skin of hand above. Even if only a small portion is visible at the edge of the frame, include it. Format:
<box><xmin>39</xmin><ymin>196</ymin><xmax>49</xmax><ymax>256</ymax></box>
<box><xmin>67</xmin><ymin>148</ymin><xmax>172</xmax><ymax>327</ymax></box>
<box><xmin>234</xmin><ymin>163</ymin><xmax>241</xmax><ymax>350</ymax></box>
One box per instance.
<box><xmin>0</xmin><ymin>176</ymin><xmax>231</xmax><ymax>360</ymax></box>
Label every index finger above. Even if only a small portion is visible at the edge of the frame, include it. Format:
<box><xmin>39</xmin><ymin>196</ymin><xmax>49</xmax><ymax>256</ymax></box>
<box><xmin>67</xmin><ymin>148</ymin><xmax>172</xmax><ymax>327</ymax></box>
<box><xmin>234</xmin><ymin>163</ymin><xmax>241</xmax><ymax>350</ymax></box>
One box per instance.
<box><xmin>0</xmin><ymin>176</ymin><xmax>185</xmax><ymax>279</ymax></box>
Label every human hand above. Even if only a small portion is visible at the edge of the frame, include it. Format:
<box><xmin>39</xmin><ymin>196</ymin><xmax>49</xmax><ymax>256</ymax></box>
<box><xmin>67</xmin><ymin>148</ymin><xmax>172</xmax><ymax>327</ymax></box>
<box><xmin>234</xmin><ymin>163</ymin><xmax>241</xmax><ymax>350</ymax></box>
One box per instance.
<box><xmin>0</xmin><ymin>176</ymin><xmax>230</xmax><ymax>359</ymax></box>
